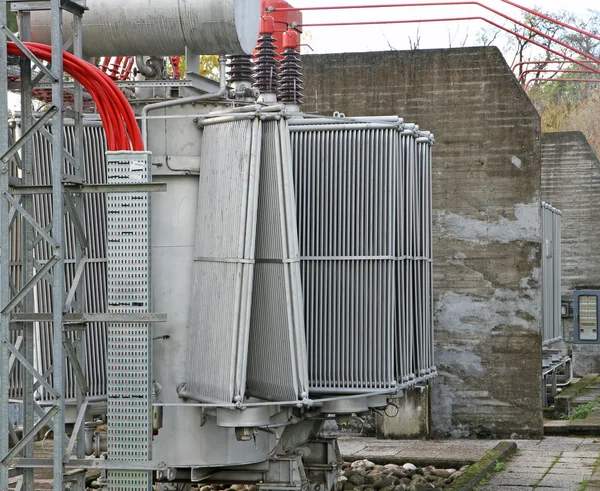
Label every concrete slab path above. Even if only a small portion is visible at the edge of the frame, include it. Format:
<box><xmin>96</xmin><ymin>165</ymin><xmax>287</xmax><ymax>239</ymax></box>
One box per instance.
<box><xmin>339</xmin><ymin>436</ymin><xmax>600</xmax><ymax>490</ymax></box>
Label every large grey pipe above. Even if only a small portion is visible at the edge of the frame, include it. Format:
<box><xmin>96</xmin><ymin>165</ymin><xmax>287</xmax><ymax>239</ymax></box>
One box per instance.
<box><xmin>30</xmin><ymin>0</ymin><xmax>261</xmax><ymax>57</ymax></box>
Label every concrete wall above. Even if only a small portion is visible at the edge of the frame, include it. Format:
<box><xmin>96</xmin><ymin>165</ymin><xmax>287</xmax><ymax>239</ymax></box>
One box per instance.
<box><xmin>541</xmin><ymin>132</ymin><xmax>600</xmax><ymax>375</ymax></box>
<box><xmin>303</xmin><ymin>47</ymin><xmax>543</xmax><ymax>438</ymax></box>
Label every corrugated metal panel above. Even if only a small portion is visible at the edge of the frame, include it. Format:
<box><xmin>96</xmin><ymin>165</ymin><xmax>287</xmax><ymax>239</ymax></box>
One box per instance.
<box><xmin>289</xmin><ymin>117</ymin><xmax>436</xmax><ymax>394</ymax></box>
<box><xmin>290</xmin><ymin>123</ymin><xmax>399</xmax><ymax>393</ymax></box>
<box><xmin>246</xmin><ymin>118</ymin><xmax>308</xmax><ymax>402</ymax></box>
<box><xmin>541</xmin><ymin>202</ymin><xmax>562</xmax><ymax>345</ymax></box>
<box><xmin>185</xmin><ymin>117</ymin><xmax>262</xmax><ymax>404</ymax></box>
<box><xmin>9</xmin><ymin>123</ymin><xmax>108</xmax><ymax>402</ymax></box>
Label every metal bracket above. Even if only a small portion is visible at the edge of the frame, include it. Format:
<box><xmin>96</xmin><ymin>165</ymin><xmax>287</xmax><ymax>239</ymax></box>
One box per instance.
<box><xmin>62</xmin><ymin>337</ymin><xmax>89</xmax><ymax>394</ymax></box>
<box><xmin>64</xmin><ymin>399</ymin><xmax>88</xmax><ymax>459</ymax></box>
<box><xmin>11</xmin><ymin>312</ymin><xmax>167</xmax><ymax>323</ymax></box>
<box><xmin>10</xmin><ymin>0</ymin><xmax>88</xmax><ymax>16</ymax></box>
<box><xmin>1</xmin><ymin>256</ymin><xmax>58</xmax><ymax>315</ymax></box>
<box><xmin>1</xmin><ymin>405</ymin><xmax>59</xmax><ymax>465</ymax></box>
<box><xmin>10</xmin><ymin>182</ymin><xmax>168</xmax><ymax>195</ymax></box>
<box><xmin>1</xmin><ymin>338</ymin><xmax>59</xmax><ymax>398</ymax></box>
<box><xmin>0</xmin><ymin>107</ymin><xmax>57</xmax><ymax>166</ymax></box>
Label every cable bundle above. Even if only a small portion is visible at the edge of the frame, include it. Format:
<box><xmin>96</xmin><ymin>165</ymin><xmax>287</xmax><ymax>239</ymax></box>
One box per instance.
<box><xmin>7</xmin><ymin>42</ymin><xmax>143</xmax><ymax>152</ymax></box>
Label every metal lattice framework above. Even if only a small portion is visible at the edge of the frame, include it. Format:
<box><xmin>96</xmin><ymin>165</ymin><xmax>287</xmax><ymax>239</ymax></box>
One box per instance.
<box><xmin>1</xmin><ymin>2</ymin><xmax>162</xmax><ymax>489</ymax></box>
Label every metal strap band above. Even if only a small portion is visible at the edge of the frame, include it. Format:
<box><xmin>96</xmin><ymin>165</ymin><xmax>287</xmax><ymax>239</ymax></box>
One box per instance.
<box><xmin>194</xmin><ymin>257</ymin><xmax>255</xmax><ymax>264</ymax></box>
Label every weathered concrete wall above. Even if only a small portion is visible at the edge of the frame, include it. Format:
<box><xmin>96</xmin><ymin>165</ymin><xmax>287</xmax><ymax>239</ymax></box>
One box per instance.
<box><xmin>303</xmin><ymin>47</ymin><xmax>543</xmax><ymax>438</ymax></box>
<box><xmin>541</xmin><ymin>132</ymin><xmax>600</xmax><ymax>375</ymax></box>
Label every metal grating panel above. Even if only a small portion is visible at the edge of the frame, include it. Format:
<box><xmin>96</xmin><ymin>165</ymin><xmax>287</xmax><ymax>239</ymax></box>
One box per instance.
<box><xmin>246</xmin><ymin>118</ymin><xmax>308</xmax><ymax>402</ymax></box>
<box><xmin>290</xmin><ymin>122</ymin><xmax>400</xmax><ymax>393</ymax></box>
<box><xmin>541</xmin><ymin>202</ymin><xmax>562</xmax><ymax>345</ymax></box>
<box><xmin>9</xmin><ymin>123</ymin><xmax>109</xmax><ymax>401</ymax></box>
<box><xmin>289</xmin><ymin>117</ymin><xmax>436</xmax><ymax>394</ymax></box>
<box><xmin>185</xmin><ymin>117</ymin><xmax>262</xmax><ymax>404</ymax></box>
<box><xmin>106</xmin><ymin>151</ymin><xmax>151</xmax><ymax>490</ymax></box>
<box><xmin>413</xmin><ymin>131</ymin><xmax>435</xmax><ymax>378</ymax></box>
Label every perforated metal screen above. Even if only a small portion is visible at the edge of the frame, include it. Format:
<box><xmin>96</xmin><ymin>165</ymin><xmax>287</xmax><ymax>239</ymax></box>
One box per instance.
<box><xmin>106</xmin><ymin>151</ymin><xmax>152</xmax><ymax>490</ymax></box>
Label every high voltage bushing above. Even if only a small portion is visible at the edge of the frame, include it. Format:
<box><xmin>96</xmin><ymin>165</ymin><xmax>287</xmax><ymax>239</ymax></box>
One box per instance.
<box><xmin>227</xmin><ymin>54</ymin><xmax>254</xmax><ymax>85</ymax></box>
<box><xmin>253</xmin><ymin>33</ymin><xmax>279</xmax><ymax>94</ymax></box>
<box><xmin>279</xmin><ymin>48</ymin><xmax>303</xmax><ymax>105</ymax></box>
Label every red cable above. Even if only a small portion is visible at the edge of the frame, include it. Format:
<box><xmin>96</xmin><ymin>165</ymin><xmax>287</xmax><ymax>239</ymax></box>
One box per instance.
<box><xmin>7</xmin><ymin>42</ymin><xmax>143</xmax><ymax>151</ymax></box>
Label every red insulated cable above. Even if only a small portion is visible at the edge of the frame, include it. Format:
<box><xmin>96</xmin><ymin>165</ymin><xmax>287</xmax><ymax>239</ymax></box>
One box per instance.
<box><xmin>32</xmin><ymin>43</ymin><xmax>142</xmax><ymax>150</ymax></box>
<box><xmin>7</xmin><ymin>42</ymin><xmax>143</xmax><ymax>151</ymax></box>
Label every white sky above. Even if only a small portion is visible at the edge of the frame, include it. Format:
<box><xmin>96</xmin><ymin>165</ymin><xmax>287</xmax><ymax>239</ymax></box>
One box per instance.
<box><xmin>297</xmin><ymin>0</ymin><xmax>599</xmax><ymax>58</ymax></box>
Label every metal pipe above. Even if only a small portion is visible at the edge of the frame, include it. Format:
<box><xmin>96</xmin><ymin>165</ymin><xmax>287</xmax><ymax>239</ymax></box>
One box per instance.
<box><xmin>499</xmin><ymin>0</ymin><xmax>600</xmax><ymax>43</ymax></box>
<box><xmin>512</xmin><ymin>60</ymin><xmax>600</xmax><ymax>72</ymax></box>
<box><xmin>141</xmin><ymin>54</ymin><xmax>228</xmax><ymax>148</ymax></box>
<box><xmin>135</xmin><ymin>56</ymin><xmax>154</xmax><ymax>77</ymax></box>
<box><xmin>297</xmin><ymin>16</ymin><xmax>600</xmax><ymax>77</ymax></box>
<box><xmin>270</xmin><ymin>1</ymin><xmax>600</xmax><ymax>67</ymax></box>
<box><xmin>518</xmin><ymin>69</ymin><xmax>597</xmax><ymax>83</ymax></box>
<box><xmin>525</xmin><ymin>77</ymin><xmax>600</xmax><ymax>91</ymax></box>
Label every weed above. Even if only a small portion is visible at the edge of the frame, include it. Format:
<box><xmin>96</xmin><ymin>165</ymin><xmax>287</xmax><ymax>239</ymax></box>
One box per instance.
<box><xmin>493</xmin><ymin>461</ymin><xmax>506</xmax><ymax>472</ymax></box>
<box><xmin>560</xmin><ymin>397</ymin><xmax>600</xmax><ymax>420</ymax></box>
<box><xmin>577</xmin><ymin>480</ymin><xmax>589</xmax><ymax>491</ymax></box>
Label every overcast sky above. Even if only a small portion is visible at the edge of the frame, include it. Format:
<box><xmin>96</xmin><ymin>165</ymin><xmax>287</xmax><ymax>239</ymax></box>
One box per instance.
<box><xmin>298</xmin><ymin>0</ymin><xmax>599</xmax><ymax>56</ymax></box>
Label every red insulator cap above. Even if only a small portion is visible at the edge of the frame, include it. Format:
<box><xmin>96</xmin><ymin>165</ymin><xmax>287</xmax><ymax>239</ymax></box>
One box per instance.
<box><xmin>260</xmin><ymin>15</ymin><xmax>276</xmax><ymax>35</ymax></box>
<box><xmin>282</xmin><ymin>29</ymin><xmax>300</xmax><ymax>50</ymax></box>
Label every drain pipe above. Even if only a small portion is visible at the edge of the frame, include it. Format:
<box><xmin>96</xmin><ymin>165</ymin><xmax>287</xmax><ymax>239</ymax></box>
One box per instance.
<box><xmin>141</xmin><ymin>55</ymin><xmax>228</xmax><ymax>148</ymax></box>
<box><xmin>135</xmin><ymin>56</ymin><xmax>155</xmax><ymax>77</ymax></box>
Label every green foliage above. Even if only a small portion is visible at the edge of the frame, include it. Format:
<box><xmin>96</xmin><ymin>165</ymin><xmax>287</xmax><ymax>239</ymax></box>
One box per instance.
<box><xmin>560</xmin><ymin>397</ymin><xmax>600</xmax><ymax>420</ymax></box>
<box><xmin>578</xmin><ymin>480</ymin><xmax>589</xmax><ymax>491</ymax></box>
<box><xmin>6</xmin><ymin>4</ymin><xmax>18</xmax><ymax>32</ymax></box>
<box><xmin>177</xmin><ymin>55</ymin><xmax>220</xmax><ymax>81</ymax></box>
<box><xmin>493</xmin><ymin>461</ymin><xmax>505</xmax><ymax>472</ymax></box>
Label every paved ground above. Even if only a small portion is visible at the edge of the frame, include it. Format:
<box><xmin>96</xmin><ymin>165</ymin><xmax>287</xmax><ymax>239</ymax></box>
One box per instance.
<box><xmin>339</xmin><ymin>436</ymin><xmax>600</xmax><ymax>490</ymax></box>
<box><xmin>338</xmin><ymin>436</ymin><xmax>499</xmax><ymax>464</ymax></box>
<box><xmin>478</xmin><ymin>436</ymin><xmax>600</xmax><ymax>491</ymax></box>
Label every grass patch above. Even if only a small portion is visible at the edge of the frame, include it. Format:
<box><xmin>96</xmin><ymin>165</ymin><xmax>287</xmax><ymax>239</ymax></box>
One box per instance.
<box><xmin>577</xmin><ymin>480</ymin><xmax>589</xmax><ymax>491</ymax></box>
<box><xmin>560</xmin><ymin>397</ymin><xmax>600</xmax><ymax>420</ymax></box>
<box><xmin>493</xmin><ymin>461</ymin><xmax>506</xmax><ymax>472</ymax></box>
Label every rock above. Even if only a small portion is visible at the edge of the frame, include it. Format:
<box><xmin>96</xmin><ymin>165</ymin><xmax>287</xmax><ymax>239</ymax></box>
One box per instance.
<box><xmin>338</xmin><ymin>476</ymin><xmax>348</xmax><ymax>483</ymax></box>
<box><xmin>393</xmin><ymin>486</ymin><xmax>409</xmax><ymax>491</ymax></box>
<box><xmin>373</xmin><ymin>465</ymin><xmax>386</xmax><ymax>473</ymax></box>
<box><xmin>349</xmin><ymin>475</ymin><xmax>366</xmax><ymax>486</ymax></box>
<box><xmin>374</xmin><ymin>477</ymin><xmax>396</xmax><ymax>490</ymax></box>
<box><xmin>248</xmin><ymin>486</ymin><xmax>258</xmax><ymax>491</ymax></box>
<box><xmin>459</xmin><ymin>465</ymin><xmax>469</xmax><ymax>472</ymax></box>
<box><xmin>353</xmin><ymin>467</ymin><xmax>368</xmax><ymax>476</ymax></box>
<box><xmin>410</xmin><ymin>475</ymin><xmax>428</xmax><ymax>485</ymax></box>
<box><xmin>352</xmin><ymin>459</ymin><xmax>376</xmax><ymax>470</ymax></box>
<box><xmin>424</xmin><ymin>475</ymin><xmax>438</xmax><ymax>482</ymax></box>
<box><xmin>399</xmin><ymin>477</ymin><xmax>411</xmax><ymax>486</ymax></box>
<box><xmin>449</xmin><ymin>470</ymin><xmax>464</xmax><ymax>481</ymax></box>
<box><xmin>421</xmin><ymin>466</ymin><xmax>435</xmax><ymax>473</ymax></box>
<box><xmin>199</xmin><ymin>487</ymin><xmax>212</xmax><ymax>491</ymax></box>
<box><xmin>430</xmin><ymin>469</ymin><xmax>451</xmax><ymax>479</ymax></box>
<box><xmin>231</xmin><ymin>485</ymin><xmax>246</xmax><ymax>491</ymax></box>
<box><xmin>342</xmin><ymin>482</ymin><xmax>356</xmax><ymax>491</ymax></box>
<box><xmin>390</xmin><ymin>468</ymin><xmax>407</xmax><ymax>479</ymax></box>
<box><xmin>408</xmin><ymin>484</ymin><xmax>434</xmax><ymax>491</ymax></box>
<box><xmin>365</xmin><ymin>474</ymin><xmax>383</xmax><ymax>486</ymax></box>
<box><xmin>446</xmin><ymin>468</ymin><xmax>457</xmax><ymax>475</ymax></box>
<box><xmin>402</xmin><ymin>463</ymin><xmax>417</xmax><ymax>472</ymax></box>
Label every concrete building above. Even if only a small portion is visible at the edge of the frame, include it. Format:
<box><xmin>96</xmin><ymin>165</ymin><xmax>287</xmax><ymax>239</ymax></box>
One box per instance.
<box><xmin>303</xmin><ymin>46</ymin><xmax>543</xmax><ymax>438</ymax></box>
<box><xmin>541</xmin><ymin>131</ymin><xmax>600</xmax><ymax>375</ymax></box>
